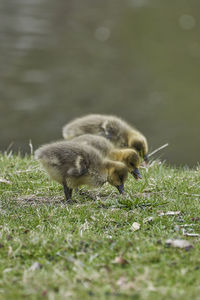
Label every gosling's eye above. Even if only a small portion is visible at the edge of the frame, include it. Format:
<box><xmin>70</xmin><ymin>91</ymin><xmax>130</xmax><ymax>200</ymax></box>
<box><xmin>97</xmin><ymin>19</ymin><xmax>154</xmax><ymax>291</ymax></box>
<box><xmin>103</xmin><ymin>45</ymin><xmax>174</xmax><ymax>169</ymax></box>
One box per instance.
<box><xmin>130</xmin><ymin>162</ymin><xmax>134</xmax><ymax>167</ymax></box>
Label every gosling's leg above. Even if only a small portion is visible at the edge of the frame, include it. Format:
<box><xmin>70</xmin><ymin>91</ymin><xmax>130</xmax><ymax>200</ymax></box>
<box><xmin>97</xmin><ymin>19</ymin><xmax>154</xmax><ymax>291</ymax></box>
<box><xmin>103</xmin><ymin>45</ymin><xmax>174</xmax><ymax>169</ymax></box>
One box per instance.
<box><xmin>63</xmin><ymin>182</ymin><xmax>73</xmax><ymax>203</ymax></box>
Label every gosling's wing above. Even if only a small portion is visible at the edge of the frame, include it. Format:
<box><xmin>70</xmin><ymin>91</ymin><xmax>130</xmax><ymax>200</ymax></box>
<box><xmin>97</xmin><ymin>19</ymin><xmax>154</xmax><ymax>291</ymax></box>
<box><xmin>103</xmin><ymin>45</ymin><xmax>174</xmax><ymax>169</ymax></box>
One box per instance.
<box><xmin>99</xmin><ymin>131</ymin><xmax>112</xmax><ymax>139</ymax></box>
<box><xmin>67</xmin><ymin>167</ymin><xmax>87</xmax><ymax>177</ymax></box>
<box><xmin>100</xmin><ymin>120</ymin><xmax>115</xmax><ymax>139</ymax></box>
<box><xmin>67</xmin><ymin>155</ymin><xmax>88</xmax><ymax>177</ymax></box>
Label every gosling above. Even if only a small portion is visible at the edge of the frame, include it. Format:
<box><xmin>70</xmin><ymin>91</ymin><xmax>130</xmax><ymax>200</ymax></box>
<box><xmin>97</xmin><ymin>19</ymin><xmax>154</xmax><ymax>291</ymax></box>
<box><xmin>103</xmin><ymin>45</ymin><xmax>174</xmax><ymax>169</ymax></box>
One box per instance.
<box><xmin>62</xmin><ymin>114</ymin><xmax>148</xmax><ymax>162</ymax></box>
<box><xmin>35</xmin><ymin>141</ymin><xmax>128</xmax><ymax>202</ymax></box>
<box><xmin>71</xmin><ymin>134</ymin><xmax>142</xmax><ymax>180</ymax></box>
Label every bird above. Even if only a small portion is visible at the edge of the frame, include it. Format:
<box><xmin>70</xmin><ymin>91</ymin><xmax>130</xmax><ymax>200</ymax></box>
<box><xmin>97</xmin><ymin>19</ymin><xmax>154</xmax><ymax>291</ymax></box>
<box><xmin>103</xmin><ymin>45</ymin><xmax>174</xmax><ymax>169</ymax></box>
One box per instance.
<box><xmin>62</xmin><ymin>114</ymin><xmax>148</xmax><ymax>162</ymax></box>
<box><xmin>35</xmin><ymin>140</ymin><xmax>128</xmax><ymax>202</ymax></box>
<box><xmin>70</xmin><ymin>134</ymin><xmax>142</xmax><ymax>179</ymax></box>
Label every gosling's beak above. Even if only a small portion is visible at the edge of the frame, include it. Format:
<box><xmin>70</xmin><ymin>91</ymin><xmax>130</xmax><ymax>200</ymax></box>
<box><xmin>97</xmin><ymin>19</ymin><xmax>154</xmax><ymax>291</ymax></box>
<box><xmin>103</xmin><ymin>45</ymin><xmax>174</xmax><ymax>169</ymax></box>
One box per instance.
<box><xmin>144</xmin><ymin>154</ymin><xmax>149</xmax><ymax>163</ymax></box>
<box><xmin>116</xmin><ymin>184</ymin><xmax>125</xmax><ymax>194</ymax></box>
<box><xmin>131</xmin><ymin>168</ymin><xmax>142</xmax><ymax>180</ymax></box>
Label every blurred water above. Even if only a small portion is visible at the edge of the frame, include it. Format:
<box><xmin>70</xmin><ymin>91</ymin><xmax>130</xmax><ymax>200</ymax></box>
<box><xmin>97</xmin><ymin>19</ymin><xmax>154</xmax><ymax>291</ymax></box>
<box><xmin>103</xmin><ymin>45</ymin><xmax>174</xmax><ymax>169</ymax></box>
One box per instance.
<box><xmin>0</xmin><ymin>0</ymin><xmax>199</xmax><ymax>166</ymax></box>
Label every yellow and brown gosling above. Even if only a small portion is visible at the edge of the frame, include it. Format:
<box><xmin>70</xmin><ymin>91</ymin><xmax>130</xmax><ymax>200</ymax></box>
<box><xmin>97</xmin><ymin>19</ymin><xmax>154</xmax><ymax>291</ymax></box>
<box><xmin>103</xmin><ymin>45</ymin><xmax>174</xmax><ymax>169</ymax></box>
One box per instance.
<box><xmin>71</xmin><ymin>134</ymin><xmax>142</xmax><ymax>179</ymax></box>
<box><xmin>35</xmin><ymin>141</ymin><xmax>128</xmax><ymax>202</ymax></box>
<box><xmin>62</xmin><ymin>114</ymin><xmax>148</xmax><ymax>162</ymax></box>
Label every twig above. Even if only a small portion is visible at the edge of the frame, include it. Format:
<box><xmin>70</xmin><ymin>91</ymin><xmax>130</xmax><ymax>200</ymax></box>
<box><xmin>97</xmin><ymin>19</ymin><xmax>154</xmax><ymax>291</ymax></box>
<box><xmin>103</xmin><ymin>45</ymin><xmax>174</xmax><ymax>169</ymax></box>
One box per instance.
<box><xmin>181</xmin><ymin>192</ymin><xmax>200</xmax><ymax>197</ymax></box>
<box><xmin>148</xmin><ymin>143</ymin><xmax>169</xmax><ymax>158</ymax></box>
<box><xmin>6</xmin><ymin>142</ymin><xmax>14</xmax><ymax>154</ymax></box>
<box><xmin>29</xmin><ymin>139</ymin><xmax>33</xmax><ymax>156</ymax></box>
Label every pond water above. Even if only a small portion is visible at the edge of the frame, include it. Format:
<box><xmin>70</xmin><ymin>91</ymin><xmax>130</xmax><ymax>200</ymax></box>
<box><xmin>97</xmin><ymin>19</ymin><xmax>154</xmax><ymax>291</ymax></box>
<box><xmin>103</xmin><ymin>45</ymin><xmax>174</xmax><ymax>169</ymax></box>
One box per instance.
<box><xmin>0</xmin><ymin>0</ymin><xmax>199</xmax><ymax>167</ymax></box>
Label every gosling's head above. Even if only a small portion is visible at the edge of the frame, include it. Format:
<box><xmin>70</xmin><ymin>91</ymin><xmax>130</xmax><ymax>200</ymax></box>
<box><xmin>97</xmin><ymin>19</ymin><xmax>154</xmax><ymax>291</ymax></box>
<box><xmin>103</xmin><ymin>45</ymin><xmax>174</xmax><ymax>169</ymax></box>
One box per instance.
<box><xmin>120</xmin><ymin>149</ymin><xmax>142</xmax><ymax>180</ymax></box>
<box><xmin>106</xmin><ymin>161</ymin><xmax>128</xmax><ymax>194</ymax></box>
<box><xmin>128</xmin><ymin>136</ymin><xmax>148</xmax><ymax>163</ymax></box>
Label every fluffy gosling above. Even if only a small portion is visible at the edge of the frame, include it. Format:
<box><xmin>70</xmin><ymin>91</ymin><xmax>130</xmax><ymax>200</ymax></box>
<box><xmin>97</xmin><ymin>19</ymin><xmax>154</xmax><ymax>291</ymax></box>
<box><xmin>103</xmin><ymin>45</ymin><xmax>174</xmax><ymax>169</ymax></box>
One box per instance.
<box><xmin>62</xmin><ymin>114</ymin><xmax>148</xmax><ymax>162</ymax></box>
<box><xmin>35</xmin><ymin>141</ymin><xmax>128</xmax><ymax>202</ymax></box>
<box><xmin>71</xmin><ymin>134</ymin><xmax>142</xmax><ymax>179</ymax></box>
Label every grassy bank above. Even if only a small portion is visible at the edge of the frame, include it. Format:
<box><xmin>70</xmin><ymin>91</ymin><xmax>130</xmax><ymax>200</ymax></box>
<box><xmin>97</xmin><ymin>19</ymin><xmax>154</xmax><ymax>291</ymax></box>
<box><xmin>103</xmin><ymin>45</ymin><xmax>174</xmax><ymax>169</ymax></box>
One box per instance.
<box><xmin>0</xmin><ymin>153</ymin><xmax>199</xmax><ymax>300</ymax></box>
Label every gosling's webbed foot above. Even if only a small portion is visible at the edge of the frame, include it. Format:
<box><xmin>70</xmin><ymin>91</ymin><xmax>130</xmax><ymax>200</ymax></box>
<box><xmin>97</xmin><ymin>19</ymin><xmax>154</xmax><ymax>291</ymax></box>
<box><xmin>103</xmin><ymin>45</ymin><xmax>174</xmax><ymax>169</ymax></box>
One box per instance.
<box><xmin>65</xmin><ymin>199</ymin><xmax>73</xmax><ymax>205</ymax></box>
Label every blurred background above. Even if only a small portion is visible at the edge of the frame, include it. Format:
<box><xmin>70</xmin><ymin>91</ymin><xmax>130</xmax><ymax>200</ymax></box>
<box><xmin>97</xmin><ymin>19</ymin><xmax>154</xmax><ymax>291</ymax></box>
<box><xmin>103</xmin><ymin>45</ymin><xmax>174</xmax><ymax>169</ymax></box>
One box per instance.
<box><xmin>0</xmin><ymin>0</ymin><xmax>199</xmax><ymax>166</ymax></box>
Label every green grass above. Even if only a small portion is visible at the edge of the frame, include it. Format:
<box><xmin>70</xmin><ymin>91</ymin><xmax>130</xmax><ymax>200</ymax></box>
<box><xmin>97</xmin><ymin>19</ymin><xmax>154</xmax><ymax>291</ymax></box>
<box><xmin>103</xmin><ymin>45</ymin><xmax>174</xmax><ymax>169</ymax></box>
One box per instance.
<box><xmin>0</xmin><ymin>153</ymin><xmax>199</xmax><ymax>300</ymax></box>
